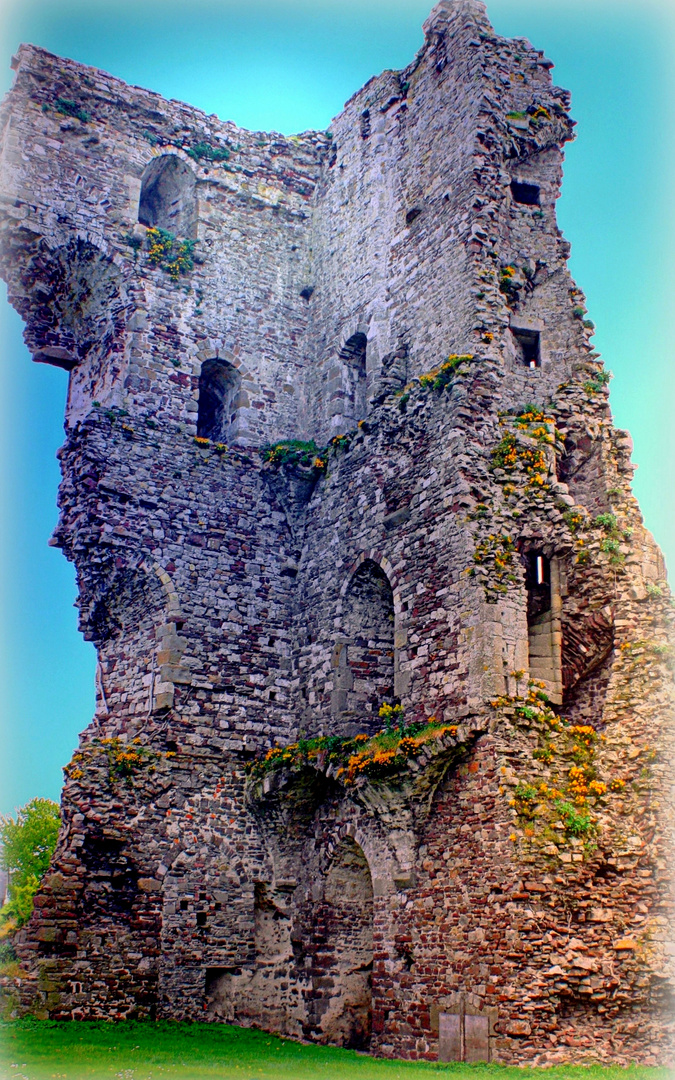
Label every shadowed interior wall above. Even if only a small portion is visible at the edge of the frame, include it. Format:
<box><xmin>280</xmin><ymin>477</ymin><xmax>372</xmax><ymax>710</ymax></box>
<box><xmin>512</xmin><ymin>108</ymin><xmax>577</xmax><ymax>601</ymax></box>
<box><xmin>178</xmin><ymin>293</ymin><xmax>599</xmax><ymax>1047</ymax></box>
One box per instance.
<box><xmin>308</xmin><ymin>838</ymin><xmax>373</xmax><ymax>1049</ymax></box>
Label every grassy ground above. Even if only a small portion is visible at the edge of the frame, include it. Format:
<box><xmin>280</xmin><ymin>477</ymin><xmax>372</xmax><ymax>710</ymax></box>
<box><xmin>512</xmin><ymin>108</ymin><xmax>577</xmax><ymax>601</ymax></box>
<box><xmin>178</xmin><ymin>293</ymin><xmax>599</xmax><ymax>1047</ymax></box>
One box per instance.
<box><xmin>0</xmin><ymin>1021</ymin><xmax>669</xmax><ymax>1080</ymax></box>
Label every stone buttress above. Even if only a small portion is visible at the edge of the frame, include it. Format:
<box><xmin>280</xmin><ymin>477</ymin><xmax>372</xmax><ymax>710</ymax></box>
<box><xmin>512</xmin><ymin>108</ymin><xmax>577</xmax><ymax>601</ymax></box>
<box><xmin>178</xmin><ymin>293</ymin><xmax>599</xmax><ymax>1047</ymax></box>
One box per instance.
<box><xmin>0</xmin><ymin>0</ymin><xmax>673</xmax><ymax>1065</ymax></box>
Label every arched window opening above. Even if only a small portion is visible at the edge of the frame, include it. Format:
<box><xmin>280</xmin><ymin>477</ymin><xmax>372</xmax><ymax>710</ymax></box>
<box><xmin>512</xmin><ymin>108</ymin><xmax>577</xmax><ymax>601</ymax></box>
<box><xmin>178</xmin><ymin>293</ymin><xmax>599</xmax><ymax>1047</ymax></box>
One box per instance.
<box><xmin>138</xmin><ymin>155</ymin><xmax>197</xmax><ymax>237</ymax></box>
<box><xmin>330</xmin><ymin>333</ymin><xmax>367</xmax><ymax>432</ymax></box>
<box><xmin>310</xmin><ymin>837</ymin><xmax>373</xmax><ymax>1048</ymax></box>
<box><xmin>333</xmin><ymin>560</ymin><xmax>395</xmax><ymax>732</ymax></box>
<box><xmin>525</xmin><ymin>550</ymin><xmax>562</xmax><ymax>705</ymax></box>
<box><xmin>197</xmin><ymin>359</ymin><xmax>243</xmax><ymax>443</ymax></box>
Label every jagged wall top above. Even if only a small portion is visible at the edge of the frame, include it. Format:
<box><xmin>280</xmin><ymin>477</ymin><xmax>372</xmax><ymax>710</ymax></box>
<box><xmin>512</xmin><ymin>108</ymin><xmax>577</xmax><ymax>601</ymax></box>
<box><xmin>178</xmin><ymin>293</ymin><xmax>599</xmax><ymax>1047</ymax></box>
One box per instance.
<box><xmin>1</xmin><ymin>0</ymin><xmax>580</xmax><ymax>446</ymax></box>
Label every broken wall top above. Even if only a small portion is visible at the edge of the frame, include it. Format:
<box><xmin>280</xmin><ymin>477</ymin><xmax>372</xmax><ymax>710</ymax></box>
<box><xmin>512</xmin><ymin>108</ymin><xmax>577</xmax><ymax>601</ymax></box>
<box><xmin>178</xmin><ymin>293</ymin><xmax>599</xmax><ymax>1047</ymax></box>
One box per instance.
<box><xmin>0</xmin><ymin>0</ymin><xmax>580</xmax><ymax>445</ymax></box>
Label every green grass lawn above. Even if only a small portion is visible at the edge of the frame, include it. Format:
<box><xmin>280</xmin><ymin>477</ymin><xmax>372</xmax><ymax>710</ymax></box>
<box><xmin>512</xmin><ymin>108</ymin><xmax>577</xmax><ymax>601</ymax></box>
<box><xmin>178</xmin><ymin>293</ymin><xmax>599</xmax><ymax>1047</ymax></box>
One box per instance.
<box><xmin>0</xmin><ymin>1022</ymin><xmax>669</xmax><ymax>1080</ymax></box>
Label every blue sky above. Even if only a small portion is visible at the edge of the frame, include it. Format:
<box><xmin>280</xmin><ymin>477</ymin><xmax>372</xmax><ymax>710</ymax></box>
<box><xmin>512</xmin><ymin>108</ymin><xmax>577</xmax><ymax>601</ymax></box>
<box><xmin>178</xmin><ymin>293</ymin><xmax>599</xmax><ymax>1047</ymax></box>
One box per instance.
<box><xmin>1</xmin><ymin>0</ymin><xmax>673</xmax><ymax>814</ymax></box>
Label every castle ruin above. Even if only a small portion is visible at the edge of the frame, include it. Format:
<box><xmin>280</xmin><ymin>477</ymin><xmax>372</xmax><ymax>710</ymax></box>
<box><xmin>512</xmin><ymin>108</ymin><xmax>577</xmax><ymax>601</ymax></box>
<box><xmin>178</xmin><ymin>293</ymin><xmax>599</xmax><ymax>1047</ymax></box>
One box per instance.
<box><xmin>1</xmin><ymin>0</ymin><xmax>673</xmax><ymax>1064</ymax></box>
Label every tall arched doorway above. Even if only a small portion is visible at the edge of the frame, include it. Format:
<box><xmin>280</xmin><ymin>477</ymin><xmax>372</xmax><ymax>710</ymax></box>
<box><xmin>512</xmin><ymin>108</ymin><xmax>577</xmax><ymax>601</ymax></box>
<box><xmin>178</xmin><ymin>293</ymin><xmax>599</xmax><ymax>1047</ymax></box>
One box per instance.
<box><xmin>310</xmin><ymin>837</ymin><xmax>373</xmax><ymax>1048</ymax></box>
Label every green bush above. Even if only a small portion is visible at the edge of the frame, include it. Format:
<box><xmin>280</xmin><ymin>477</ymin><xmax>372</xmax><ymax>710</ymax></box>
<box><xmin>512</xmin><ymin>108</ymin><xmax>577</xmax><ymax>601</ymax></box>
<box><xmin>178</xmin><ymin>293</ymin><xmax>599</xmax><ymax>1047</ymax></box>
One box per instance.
<box><xmin>187</xmin><ymin>141</ymin><xmax>230</xmax><ymax>164</ymax></box>
<box><xmin>54</xmin><ymin>98</ymin><xmax>90</xmax><ymax>122</ymax></box>
<box><xmin>594</xmin><ymin>512</ymin><xmax>618</xmax><ymax>532</ymax></box>
<box><xmin>146</xmin><ymin>227</ymin><xmax>195</xmax><ymax>280</ymax></box>
<box><xmin>0</xmin><ymin>798</ymin><xmax>60</xmax><ymax>929</ymax></box>
<box><xmin>554</xmin><ymin>799</ymin><xmax>594</xmax><ymax>836</ymax></box>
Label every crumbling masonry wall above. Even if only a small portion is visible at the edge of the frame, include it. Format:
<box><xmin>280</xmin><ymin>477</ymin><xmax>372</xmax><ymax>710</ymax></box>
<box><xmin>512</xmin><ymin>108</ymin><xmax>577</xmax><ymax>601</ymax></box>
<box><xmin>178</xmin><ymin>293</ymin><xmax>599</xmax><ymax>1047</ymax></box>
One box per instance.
<box><xmin>0</xmin><ymin>0</ymin><xmax>673</xmax><ymax>1066</ymax></box>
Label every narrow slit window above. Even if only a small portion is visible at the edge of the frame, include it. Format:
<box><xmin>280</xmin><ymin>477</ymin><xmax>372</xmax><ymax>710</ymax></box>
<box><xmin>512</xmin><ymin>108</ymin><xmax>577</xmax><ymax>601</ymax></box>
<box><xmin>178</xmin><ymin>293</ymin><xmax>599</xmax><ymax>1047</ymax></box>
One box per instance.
<box><xmin>525</xmin><ymin>550</ymin><xmax>562</xmax><ymax>705</ymax></box>
<box><xmin>511</xmin><ymin>328</ymin><xmax>541</xmax><ymax>369</ymax></box>
<box><xmin>526</xmin><ymin>551</ymin><xmax>551</xmax><ymax>618</ymax></box>
<box><xmin>511</xmin><ymin>180</ymin><xmax>540</xmax><ymax>206</ymax></box>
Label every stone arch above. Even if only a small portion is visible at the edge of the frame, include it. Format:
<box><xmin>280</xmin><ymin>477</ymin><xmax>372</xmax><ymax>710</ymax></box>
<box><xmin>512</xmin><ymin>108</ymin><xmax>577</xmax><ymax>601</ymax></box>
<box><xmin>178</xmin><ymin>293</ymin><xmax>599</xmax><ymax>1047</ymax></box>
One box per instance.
<box><xmin>138</xmin><ymin>153</ymin><xmax>197</xmax><ymax>238</ymax></box>
<box><xmin>83</xmin><ymin>558</ymin><xmax>186</xmax><ymax>718</ymax></box>
<box><xmin>144</xmin><ymin>561</ymin><xmax>184</xmax><ymax>623</ymax></box>
<box><xmin>332</xmin><ymin>558</ymin><xmax>396</xmax><ymax>732</ymax></box>
<box><xmin>309</xmin><ymin>835</ymin><xmax>373</xmax><ymax>1049</ymax></box>
<box><xmin>320</xmin><ymin>820</ymin><xmax>410</xmax><ymax>894</ymax></box>
<box><xmin>340</xmin><ymin>550</ymin><xmax>400</xmax><ymax>600</ymax></box>
<box><xmin>141</xmin><ymin>561</ymin><xmax>187</xmax><ymax>713</ymax></box>
<box><xmin>197</xmin><ymin>357</ymin><xmax>244</xmax><ymax>443</ymax></box>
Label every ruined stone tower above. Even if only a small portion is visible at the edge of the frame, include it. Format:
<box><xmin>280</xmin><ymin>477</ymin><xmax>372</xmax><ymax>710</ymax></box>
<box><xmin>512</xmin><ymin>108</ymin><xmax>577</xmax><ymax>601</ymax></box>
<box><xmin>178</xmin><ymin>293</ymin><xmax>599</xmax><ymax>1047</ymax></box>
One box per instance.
<box><xmin>1</xmin><ymin>0</ymin><xmax>673</xmax><ymax>1064</ymax></box>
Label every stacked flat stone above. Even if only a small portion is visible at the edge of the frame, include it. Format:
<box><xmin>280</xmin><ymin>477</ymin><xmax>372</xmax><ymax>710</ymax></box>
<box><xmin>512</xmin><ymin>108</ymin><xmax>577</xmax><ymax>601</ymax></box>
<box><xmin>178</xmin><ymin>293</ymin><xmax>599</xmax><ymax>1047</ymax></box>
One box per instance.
<box><xmin>0</xmin><ymin>0</ymin><xmax>672</xmax><ymax>1065</ymax></box>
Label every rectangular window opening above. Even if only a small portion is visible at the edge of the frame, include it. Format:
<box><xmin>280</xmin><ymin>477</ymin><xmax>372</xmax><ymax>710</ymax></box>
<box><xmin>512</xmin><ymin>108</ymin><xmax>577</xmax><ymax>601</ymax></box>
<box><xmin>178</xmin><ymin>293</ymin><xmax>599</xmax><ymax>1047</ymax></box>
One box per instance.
<box><xmin>511</xmin><ymin>328</ymin><xmax>541</xmax><ymax>369</ymax></box>
<box><xmin>511</xmin><ymin>180</ymin><xmax>540</xmax><ymax>206</ymax></box>
<box><xmin>526</xmin><ymin>551</ymin><xmax>551</xmax><ymax>619</ymax></box>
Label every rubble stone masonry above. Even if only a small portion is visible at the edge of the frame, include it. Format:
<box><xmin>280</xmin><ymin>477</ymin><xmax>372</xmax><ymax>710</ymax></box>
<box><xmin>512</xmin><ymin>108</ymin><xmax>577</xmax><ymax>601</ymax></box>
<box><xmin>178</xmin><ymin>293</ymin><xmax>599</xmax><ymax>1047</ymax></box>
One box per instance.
<box><xmin>0</xmin><ymin>0</ymin><xmax>673</xmax><ymax>1065</ymax></box>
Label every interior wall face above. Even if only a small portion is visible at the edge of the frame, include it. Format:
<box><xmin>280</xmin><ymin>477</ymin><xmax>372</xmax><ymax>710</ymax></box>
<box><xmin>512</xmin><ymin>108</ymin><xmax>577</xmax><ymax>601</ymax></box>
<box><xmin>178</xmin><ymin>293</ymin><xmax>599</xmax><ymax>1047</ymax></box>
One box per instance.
<box><xmin>0</xmin><ymin>0</ymin><xmax>673</xmax><ymax>1066</ymax></box>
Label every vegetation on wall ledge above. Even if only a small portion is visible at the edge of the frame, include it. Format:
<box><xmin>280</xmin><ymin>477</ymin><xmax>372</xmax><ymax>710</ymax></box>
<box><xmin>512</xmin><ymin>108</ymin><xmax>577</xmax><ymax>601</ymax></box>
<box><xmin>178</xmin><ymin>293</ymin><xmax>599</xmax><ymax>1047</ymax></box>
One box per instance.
<box><xmin>42</xmin><ymin>97</ymin><xmax>91</xmax><ymax>123</ymax></box>
<box><xmin>261</xmin><ymin>433</ymin><xmax>352</xmax><ymax>472</ymax></box>
<box><xmin>64</xmin><ymin>736</ymin><xmax>173</xmax><ymax>786</ymax></box>
<box><xmin>248</xmin><ymin>706</ymin><xmax>462</xmax><ymax>789</ymax></box>
<box><xmin>186</xmin><ymin>140</ymin><xmax>230</xmax><ymax>164</ymax></box>
<box><xmin>146</xmin><ymin>227</ymin><xmax>196</xmax><ymax>280</ymax></box>
<box><xmin>418</xmin><ymin>353</ymin><xmax>473</xmax><ymax>391</ymax></box>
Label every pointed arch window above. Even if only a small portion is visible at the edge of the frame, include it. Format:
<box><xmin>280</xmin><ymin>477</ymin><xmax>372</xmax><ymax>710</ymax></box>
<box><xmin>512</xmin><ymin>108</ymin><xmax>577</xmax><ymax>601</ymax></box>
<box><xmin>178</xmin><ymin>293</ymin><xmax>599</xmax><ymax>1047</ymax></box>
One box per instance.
<box><xmin>197</xmin><ymin>359</ymin><xmax>242</xmax><ymax>443</ymax></box>
<box><xmin>332</xmin><ymin>559</ymin><xmax>395</xmax><ymax>731</ymax></box>
<box><xmin>138</xmin><ymin>155</ymin><xmax>197</xmax><ymax>237</ymax></box>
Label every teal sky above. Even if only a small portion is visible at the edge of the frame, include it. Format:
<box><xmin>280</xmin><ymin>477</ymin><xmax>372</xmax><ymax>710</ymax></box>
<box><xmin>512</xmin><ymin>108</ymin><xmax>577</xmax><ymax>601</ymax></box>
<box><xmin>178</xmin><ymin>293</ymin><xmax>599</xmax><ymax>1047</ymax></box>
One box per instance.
<box><xmin>1</xmin><ymin>0</ymin><xmax>674</xmax><ymax>814</ymax></box>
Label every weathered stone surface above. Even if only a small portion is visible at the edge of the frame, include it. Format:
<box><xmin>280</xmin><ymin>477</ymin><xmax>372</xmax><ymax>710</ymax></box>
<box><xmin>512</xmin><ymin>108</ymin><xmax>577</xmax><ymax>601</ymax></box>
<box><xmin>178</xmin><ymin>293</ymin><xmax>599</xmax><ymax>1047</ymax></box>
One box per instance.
<box><xmin>0</xmin><ymin>0</ymin><xmax>673</xmax><ymax>1067</ymax></box>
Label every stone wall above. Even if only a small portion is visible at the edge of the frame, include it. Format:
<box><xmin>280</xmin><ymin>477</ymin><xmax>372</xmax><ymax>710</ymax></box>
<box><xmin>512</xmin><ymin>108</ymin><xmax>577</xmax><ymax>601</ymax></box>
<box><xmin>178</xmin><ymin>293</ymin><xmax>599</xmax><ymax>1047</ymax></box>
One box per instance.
<box><xmin>0</xmin><ymin>0</ymin><xmax>673</xmax><ymax>1066</ymax></box>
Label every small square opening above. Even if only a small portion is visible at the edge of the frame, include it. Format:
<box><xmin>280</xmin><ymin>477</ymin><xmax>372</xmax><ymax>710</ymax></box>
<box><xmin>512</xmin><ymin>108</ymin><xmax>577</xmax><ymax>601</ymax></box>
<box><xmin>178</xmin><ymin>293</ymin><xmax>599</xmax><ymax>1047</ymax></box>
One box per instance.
<box><xmin>511</xmin><ymin>180</ymin><xmax>540</xmax><ymax>206</ymax></box>
<box><xmin>511</xmin><ymin>328</ymin><xmax>541</xmax><ymax>368</ymax></box>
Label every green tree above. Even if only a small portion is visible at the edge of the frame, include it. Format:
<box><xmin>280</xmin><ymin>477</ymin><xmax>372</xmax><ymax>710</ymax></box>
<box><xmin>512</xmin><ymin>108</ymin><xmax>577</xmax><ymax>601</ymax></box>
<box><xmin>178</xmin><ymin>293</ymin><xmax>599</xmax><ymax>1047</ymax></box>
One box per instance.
<box><xmin>0</xmin><ymin>798</ymin><xmax>60</xmax><ymax>928</ymax></box>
